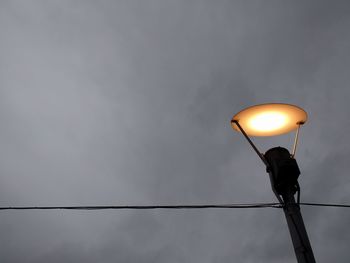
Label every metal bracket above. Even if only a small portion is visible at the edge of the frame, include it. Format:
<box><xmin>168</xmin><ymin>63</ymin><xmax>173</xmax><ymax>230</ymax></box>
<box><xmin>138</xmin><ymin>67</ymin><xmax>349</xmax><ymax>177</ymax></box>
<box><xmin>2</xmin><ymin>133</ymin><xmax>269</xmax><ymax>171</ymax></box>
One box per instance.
<box><xmin>291</xmin><ymin>122</ymin><xmax>303</xmax><ymax>158</ymax></box>
<box><xmin>231</xmin><ymin>120</ymin><xmax>269</xmax><ymax>168</ymax></box>
<box><xmin>232</xmin><ymin>120</ymin><xmax>286</xmax><ymax>204</ymax></box>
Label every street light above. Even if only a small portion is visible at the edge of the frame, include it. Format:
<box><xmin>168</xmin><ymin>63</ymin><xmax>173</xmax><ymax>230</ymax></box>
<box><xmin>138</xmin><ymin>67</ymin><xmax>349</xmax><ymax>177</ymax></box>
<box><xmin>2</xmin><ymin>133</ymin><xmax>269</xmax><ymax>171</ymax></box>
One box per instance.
<box><xmin>231</xmin><ymin>103</ymin><xmax>316</xmax><ymax>263</ymax></box>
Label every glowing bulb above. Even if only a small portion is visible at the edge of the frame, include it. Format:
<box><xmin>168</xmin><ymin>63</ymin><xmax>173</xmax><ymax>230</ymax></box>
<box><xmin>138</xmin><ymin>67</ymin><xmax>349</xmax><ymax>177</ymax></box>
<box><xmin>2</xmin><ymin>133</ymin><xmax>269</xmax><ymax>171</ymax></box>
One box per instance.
<box><xmin>231</xmin><ymin>103</ymin><xmax>307</xmax><ymax>136</ymax></box>
<box><xmin>248</xmin><ymin>111</ymin><xmax>288</xmax><ymax>132</ymax></box>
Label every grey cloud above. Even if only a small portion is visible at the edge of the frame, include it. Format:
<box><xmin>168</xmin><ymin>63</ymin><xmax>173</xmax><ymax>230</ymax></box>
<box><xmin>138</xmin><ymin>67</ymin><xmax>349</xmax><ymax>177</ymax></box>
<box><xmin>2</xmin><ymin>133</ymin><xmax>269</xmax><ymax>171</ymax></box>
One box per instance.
<box><xmin>1</xmin><ymin>1</ymin><xmax>350</xmax><ymax>262</ymax></box>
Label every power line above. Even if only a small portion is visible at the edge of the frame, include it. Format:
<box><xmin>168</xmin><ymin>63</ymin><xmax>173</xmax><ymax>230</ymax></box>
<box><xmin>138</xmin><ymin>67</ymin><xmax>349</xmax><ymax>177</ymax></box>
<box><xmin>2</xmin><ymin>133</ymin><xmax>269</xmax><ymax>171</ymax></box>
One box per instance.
<box><xmin>0</xmin><ymin>202</ymin><xmax>349</xmax><ymax>211</ymax></box>
<box><xmin>0</xmin><ymin>203</ymin><xmax>281</xmax><ymax>210</ymax></box>
<box><xmin>299</xmin><ymin>202</ymin><xmax>350</xmax><ymax>208</ymax></box>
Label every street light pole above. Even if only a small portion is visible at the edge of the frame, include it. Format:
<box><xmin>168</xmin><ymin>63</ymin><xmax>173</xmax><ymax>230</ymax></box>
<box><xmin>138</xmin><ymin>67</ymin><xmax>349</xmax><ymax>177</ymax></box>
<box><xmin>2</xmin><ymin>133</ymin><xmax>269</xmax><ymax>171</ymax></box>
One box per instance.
<box><xmin>230</xmin><ymin>103</ymin><xmax>316</xmax><ymax>262</ymax></box>
<box><xmin>264</xmin><ymin>147</ymin><xmax>316</xmax><ymax>263</ymax></box>
<box><xmin>281</xmin><ymin>188</ymin><xmax>316</xmax><ymax>263</ymax></box>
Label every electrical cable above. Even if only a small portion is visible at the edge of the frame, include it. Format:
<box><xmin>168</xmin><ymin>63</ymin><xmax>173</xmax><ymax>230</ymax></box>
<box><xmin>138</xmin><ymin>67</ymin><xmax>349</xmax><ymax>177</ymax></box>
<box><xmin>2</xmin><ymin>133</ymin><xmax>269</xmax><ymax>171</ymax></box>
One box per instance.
<box><xmin>299</xmin><ymin>202</ymin><xmax>350</xmax><ymax>208</ymax></box>
<box><xmin>0</xmin><ymin>202</ymin><xmax>349</xmax><ymax>210</ymax></box>
<box><xmin>0</xmin><ymin>203</ymin><xmax>282</xmax><ymax>210</ymax></box>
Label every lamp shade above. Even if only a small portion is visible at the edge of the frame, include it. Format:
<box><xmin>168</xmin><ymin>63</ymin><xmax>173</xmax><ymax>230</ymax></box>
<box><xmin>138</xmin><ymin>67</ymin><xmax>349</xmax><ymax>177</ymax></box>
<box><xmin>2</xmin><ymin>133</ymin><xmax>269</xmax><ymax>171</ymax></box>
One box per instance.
<box><xmin>231</xmin><ymin>103</ymin><xmax>307</xmax><ymax>136</ymax></box>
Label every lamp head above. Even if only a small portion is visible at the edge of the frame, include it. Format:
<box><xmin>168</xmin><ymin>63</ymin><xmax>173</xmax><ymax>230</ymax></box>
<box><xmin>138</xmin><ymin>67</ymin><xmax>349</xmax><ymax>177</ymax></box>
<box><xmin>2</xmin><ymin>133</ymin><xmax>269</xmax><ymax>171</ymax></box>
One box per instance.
<box><xmin>231</xmin><ymin>103</ymin><xmax>307</xmax><ymax>136</ymax></box>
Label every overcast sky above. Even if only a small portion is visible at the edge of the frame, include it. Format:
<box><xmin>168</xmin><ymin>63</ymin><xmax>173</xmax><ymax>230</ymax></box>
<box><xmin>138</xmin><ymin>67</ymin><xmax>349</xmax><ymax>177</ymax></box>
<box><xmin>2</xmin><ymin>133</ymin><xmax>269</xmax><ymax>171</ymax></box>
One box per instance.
<box><xmin>1</xmin><ymin>1</ymin><xmax>350</xmax><ymax>262</ymax></box>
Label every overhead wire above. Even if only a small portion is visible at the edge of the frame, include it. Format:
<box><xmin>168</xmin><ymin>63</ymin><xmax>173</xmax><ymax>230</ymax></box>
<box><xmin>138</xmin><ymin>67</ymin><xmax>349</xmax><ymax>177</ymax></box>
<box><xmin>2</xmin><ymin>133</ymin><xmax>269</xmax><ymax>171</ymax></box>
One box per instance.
<box><xmin>0</xmin><ymin>202</ymin><xmax>349</xmax><ymax>211</ymax></box>
<box><xmin>299</xmin><ymin>202</ymin><xmax>350</xmax><ymax>208</ymax></box>
<box><xmin>0</xmin><ymin>203</ymin><xmax>282</xmax><ymax>210</ymax></box>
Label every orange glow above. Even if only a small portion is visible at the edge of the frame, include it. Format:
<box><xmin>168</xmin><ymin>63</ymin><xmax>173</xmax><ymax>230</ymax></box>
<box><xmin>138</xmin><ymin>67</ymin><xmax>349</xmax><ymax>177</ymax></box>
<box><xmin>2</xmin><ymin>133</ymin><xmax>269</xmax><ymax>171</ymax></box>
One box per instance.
<box><xmin>248</xmin><ymin>111</ymin><xmax>288</xmax><ymax>132</ymax></box>
<box><xmin>231</xmin><ymin>103</ymin><xmax>307</xmax><ymax>136</ymax></box>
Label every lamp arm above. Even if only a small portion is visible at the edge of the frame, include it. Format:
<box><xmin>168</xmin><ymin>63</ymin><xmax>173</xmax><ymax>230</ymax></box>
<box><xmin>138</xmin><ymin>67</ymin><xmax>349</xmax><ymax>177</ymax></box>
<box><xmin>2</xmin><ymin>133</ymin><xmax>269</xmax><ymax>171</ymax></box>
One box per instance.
<box><xmin>232</xmin><ymin>120</ymin><xmax>284</xmax><ymax>204</ymax></box>
<box><xmin>291</xmin><ymin>122</ymin><xmax>303</xmax><ymax>158</ymax></box>
<box><xmin>231</xmin><ymin>120</ymin><xmax>269</xmax><ymax>168</ymax></box>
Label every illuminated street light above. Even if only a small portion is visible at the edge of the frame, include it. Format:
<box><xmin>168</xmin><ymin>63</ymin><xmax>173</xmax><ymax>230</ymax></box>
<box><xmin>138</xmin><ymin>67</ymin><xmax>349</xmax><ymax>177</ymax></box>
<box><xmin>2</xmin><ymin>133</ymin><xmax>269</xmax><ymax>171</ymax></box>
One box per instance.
<box><xmin>231</xmin><ymin>103</ymin><xmax>315</xmax><ymax>263</ymax></box>
<box><xmin>231</xmin><ymin>103</ymin><xmax>307</xmax><ymax>136</ymax></box>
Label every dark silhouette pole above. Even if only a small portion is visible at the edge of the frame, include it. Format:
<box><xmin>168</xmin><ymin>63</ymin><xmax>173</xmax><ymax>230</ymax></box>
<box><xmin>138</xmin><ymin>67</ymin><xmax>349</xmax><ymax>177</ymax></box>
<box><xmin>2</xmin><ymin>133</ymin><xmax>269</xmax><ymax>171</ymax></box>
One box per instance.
<box><xmin>265</xmin><ymin>147</ymin><xmax>316</xmax><ymax>263</ymax></box>
<box><xmin>232</xmin><ymin>119</ymin><xmax>316</xmax><ymax>262</ymax></box>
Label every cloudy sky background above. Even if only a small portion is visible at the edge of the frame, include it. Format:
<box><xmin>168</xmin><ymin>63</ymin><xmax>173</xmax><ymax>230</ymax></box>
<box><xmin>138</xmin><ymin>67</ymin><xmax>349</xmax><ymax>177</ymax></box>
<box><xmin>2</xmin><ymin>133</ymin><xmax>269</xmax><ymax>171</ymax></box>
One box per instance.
<box><xmin>1</xmin><ymin>1</ymin><xmax>350</xmax><ymax>262</ymax></box>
